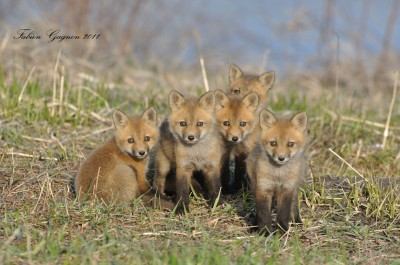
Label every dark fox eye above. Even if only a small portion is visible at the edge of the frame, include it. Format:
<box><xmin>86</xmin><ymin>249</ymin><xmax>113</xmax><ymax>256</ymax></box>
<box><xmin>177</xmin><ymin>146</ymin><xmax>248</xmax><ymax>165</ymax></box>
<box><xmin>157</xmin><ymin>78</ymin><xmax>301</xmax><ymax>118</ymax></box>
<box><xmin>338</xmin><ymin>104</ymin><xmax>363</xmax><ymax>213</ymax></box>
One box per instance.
<box><xmin>234</xmin><ymin>89</ymin><xmax>240</xmax><ymax>94</ymax></box>
<box><xmin>270</xmin><ymin>141</ymin><xmax>277</xmax><ymax>146</ymax></box>
<box><xmin>223</xmin><ymin>121</ymin><xmax>230</xmax><ymax>126</ymax></box>
<box><xmin>144</xmin><ymin>136</ymin><xmax>150</xmax><ymax>142</ymax></box>
<box><xmin>197</xmin><ymin>122</ymin><xmax>203</xmax><ymax>127</ymax></box>
<box><xmin>240</xmin><ymin>121</ymin><xmax>247</xmax><ymax>127</ymax></box>
<box><xmin>128</xmin><ymin>138</ymin><xmax>134</xmax><ymax>143</ymax></box>
<box><xmin>180</xmin><ymin>121</ymin><xmax>187</xmax><ymax>127</ymax></box>
<box><xmin>287</xmin><ymin>141</ymin><xmax>294</xmax><ymax>147</ymax></box>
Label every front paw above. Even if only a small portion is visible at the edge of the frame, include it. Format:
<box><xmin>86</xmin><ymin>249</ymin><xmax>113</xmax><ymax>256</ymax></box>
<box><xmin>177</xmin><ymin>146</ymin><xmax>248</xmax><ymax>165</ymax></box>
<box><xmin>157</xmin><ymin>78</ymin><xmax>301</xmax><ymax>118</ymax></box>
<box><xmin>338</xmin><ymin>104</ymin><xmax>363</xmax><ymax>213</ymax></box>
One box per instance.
<box><xmin>258</xmin><ymin>226</ymin><xmax>272</xmax><ymax>236</ymax></box>
<box><xmin>277</xmin><ymin>221</ymin><xmax>290</xmax><ymax>232</ymax></box>
<box><xmin>221</xmin><ymin>186</ymin><xmax>235</xmax><ymax>195</ymax></box>
<box><xmin>294</xmin><ymin>215</ymin><xmax>303</xmax><ymax>225</ymax></box>
<box><xmin>175</xmin><ymin>202</ymin><xmax>189</xmax><ymax>214</ymax></box>
<box><xmin>210</xmin><ymin>197</ymin><xmax>224</xmax><ymax>208</ymax></box>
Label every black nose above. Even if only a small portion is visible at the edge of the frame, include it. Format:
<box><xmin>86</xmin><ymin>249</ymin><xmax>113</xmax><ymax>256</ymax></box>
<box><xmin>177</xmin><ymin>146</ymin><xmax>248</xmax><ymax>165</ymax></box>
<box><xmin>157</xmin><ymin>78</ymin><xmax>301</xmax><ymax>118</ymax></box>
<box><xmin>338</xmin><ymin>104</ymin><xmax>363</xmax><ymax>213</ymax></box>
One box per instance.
<box><xmin>188</xmin><ymin>135</ymin><xmax>195</xmax><ymax>141</ymax></box>
<box><xmin>139</xmin><ymin>151</ymin><xmax>146</xmax><ymax>156</ymax></box>
<box><xmin>232</xmin><ymin>136</ymin><xmax>238</xmax><ymax>142</ymax></box>
<box><xmin>278</xmin><ymin>157</ymin><xmax>285</xmax><ymax>161</ymax></box>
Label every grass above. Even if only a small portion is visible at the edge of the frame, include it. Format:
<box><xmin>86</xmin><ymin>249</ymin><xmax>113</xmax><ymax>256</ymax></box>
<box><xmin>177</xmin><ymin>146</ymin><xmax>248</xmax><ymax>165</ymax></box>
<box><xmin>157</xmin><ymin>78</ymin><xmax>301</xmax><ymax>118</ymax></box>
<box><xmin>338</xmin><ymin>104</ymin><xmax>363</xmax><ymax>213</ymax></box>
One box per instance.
<box><xmin>0</xmin><ymin>65</ymin><xmax>400</xmax><ymax>265</ymax></box>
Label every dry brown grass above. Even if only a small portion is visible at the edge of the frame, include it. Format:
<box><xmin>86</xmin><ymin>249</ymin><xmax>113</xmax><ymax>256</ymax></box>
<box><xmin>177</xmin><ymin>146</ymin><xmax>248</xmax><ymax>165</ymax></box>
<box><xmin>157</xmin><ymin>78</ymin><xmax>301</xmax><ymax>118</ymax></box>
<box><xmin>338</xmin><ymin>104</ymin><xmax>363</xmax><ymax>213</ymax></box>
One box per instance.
<box><xmin>1</xmin><ymin>3</ymin><xmax>400</xmax><ymax>263</ymax></box>
<box><xmin>1</xmin><ymin>54</ymin><xmax>400</xmax><ymax>263</ymax></box>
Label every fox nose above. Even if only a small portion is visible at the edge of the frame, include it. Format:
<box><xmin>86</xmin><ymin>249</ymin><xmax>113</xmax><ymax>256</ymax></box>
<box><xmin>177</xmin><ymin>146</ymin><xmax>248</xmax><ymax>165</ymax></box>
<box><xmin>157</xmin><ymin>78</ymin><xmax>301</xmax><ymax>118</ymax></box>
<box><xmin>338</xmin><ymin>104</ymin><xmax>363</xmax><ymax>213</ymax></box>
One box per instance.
<box><xmin>139</xmin><ymin>151</ymin><xmax>146</xmax><ymax>156</ymax></box>
<box><xmin>232</xmin><ymin>136</ymin><xmax>239</xmax><ymax>142</ymax></box>
<box><xmin>188</xmin><ymin>135</ymin><xmax>195</xmax><ymax>141</ymax></box>
<box><xmin>278</xmin><ymin>156</ymin><xmax>285</xmax><ymax>162</ymax></box>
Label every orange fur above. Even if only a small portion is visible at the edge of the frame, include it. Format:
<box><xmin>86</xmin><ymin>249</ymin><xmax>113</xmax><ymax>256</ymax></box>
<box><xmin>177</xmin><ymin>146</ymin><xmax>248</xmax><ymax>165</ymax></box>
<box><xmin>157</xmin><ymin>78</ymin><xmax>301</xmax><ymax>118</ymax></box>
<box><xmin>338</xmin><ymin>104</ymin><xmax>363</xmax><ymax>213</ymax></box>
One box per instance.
<box><xmin>153</xmin><ymin>90</ymin><xmax>225</xmax><ymax>212</ymax></box>
<box><xmin>75</xmin><ymin>108</ymin><xmax>174</xmax><ymax>209</ymax></box>
<box><xmin>228</xmin><ymin>64</ymin><xmax>275</xmax><ymax>106</ymax></box>
<box><xmin>247</xmin><ymin>110</ymin><xmax>308</xmax><ymax>234</ymax></box>
<box><xmin>214</xmin><ymin>89</ymin><xmax>260</xmax><ymax>193</ymax></box>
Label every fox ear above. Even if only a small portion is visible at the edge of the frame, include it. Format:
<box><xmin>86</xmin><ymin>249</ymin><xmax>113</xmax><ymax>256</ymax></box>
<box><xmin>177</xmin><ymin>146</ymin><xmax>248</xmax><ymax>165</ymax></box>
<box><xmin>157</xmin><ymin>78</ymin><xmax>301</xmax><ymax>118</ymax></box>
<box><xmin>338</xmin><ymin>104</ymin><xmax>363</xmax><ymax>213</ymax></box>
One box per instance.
<box><xmin>259</xmin><ymin>109</ymin><xmax>277</xmax><ymax>129</ymax></box>
<box><xmin>142</xmin><ymin>107</ymin><xmax>157</xmax><ymax>126</ymax></box>
<box><xmin>242</xmin><ymin>92</ymin><xmax>259</xmax><ymax>111</ymax></box>
<box><xmin>291</xmin><ymin>112</ymin><xmax>307</xmax><ymax>131</ymax></box>
<box><xmin>229</xmin><ymin>64</ymin><xmax>243</xmax><ymax>83</ymax></box>
<box><xmin>214</xmin><ymin>89</ymin><xmax>229</xmax><ymax>110</ymax></box>
<box><xmin>259</xmin><ymin>71</ymin><xmax>275</xmax><ymax>91</ymax></box>
<box><xmin>169</xmin><ymin>90</ymin><xmax>185</xmax><ymax>111</ymax></box>
<box><xmin>198</xmin><ymin>91</ymin><xmax>215</xmax><ymax>111</ymax></box>
<box><xmin>113</xmin><ymin>109</ymin><xmax>129</xmax><ymax>129</ymax></box>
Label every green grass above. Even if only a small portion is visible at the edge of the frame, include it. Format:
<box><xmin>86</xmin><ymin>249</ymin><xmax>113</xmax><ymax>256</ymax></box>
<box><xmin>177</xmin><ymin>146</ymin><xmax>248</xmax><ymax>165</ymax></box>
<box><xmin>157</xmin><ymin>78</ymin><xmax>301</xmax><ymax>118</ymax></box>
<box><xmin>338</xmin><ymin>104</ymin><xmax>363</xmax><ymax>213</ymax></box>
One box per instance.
<box><xmin>1</xmin><ymin>67</ymin><xmax>400</xmax><ymax>265</ymax></box>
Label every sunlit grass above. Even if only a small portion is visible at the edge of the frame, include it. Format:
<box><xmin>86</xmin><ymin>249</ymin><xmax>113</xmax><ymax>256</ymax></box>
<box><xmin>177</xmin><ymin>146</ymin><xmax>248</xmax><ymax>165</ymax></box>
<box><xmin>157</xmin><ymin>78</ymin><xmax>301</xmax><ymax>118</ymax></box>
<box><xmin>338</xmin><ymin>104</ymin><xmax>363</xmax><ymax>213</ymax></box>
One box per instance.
<box><xmin>0</xmin><ymin>67</ymin><xmax>399</xmax><ymax>264</ymax></box>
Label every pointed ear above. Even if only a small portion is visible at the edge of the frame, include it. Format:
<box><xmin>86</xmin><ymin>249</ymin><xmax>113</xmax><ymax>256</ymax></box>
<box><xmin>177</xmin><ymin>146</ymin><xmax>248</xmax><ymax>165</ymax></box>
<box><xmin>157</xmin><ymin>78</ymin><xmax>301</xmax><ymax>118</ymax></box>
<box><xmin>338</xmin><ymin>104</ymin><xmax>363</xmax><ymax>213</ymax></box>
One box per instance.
<box><xmin>113</xmin><ymin>109</ymin><xmax>129</xmax><ymax>129</ymax></box>
<box><xmin>259</xmin><ymin>109</ymin><xmax>277</xmax><ymax>130</ymax></box>
<box><xmin>169</xmin><ymin>90</ymin><xmax>185</xmax><ymax>111</ymax></box>
<box><xmin>142</xmin><ymin>107</ymin><xmax>157</xmax><ymax>126</ymax></box>
<box><xmin>291</xmin><ymin>112</ymin><xmax>307</xmax><ymax>131</ymax></box>
<box><xmin>214</xmin><ymin>89</ymin><xmax>229</xmax><ymax>111</ymax></box>
<box><xmin>198</xmin><ymin>91</ymin><xmax>215</xmax><ymax>111</ymax></box>
<box><xmin>259</xmin><ymin>71</ymin><xmax>275</xmax><ymax>90</ymax></box>
<box><xmin>242</xmin><ymin>92</ymin><xmax>259</xmax><ymax>111</ymax></box>
<box><xmin>229</xmin><ymin>64</ymin><xmax>243</xmax><ymax>83</ymax></box>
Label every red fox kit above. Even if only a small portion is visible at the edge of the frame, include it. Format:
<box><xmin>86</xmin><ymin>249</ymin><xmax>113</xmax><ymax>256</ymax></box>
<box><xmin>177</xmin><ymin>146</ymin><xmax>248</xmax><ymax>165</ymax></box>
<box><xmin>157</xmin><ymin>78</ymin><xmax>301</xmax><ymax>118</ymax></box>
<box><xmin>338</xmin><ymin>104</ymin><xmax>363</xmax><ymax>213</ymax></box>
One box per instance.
<box><xmin>247</xmin><ymin>110</ymin><xmax>308</xmax><ymax>234</ymax></box>
<box><xmin>75</xmin><ymin>108</ymin><xmax>174</xmax><ymax>209</ymax></box>
<box><xmin>228</xmin><ymin>64</ymin><xmax>275</xmax><ymax>106</ymax></box>
<box><xmin>154</xmin><ymin>90</ymin><xmax>224</xmax><ymax>212</ymax></box>
<box><xmin>214</xmin><ymin>89</ymin><xmax>260</xmax><ymax>193</ymax></box>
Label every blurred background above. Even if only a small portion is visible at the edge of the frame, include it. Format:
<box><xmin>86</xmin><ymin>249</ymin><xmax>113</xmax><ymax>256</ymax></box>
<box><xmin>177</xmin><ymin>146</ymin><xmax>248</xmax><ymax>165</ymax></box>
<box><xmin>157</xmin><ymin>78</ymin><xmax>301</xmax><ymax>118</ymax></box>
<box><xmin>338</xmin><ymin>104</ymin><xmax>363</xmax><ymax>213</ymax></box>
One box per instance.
<box><xmin>1</xmin><ymin>0</ymin><xmax>399</xmax><ymax>98</ymax></box>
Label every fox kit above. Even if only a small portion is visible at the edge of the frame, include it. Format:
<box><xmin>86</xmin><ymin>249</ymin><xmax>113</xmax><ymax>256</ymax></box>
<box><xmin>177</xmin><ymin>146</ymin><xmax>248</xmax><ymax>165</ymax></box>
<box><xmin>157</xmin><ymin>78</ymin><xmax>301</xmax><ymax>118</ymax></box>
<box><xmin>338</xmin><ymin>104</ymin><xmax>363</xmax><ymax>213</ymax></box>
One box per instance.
<box><xmin>228</xmin><ymin>64</ymin><xmax>275</xmax><ymax>106</ymax></box>
<box><xmin>75</xmin><ymin>108</ymin><xmax>174</xmax><ymax>209</ymax></box>
<box><xmin>214</xmin><ymin>89</ymin><xmax>260</xmax><ymax>193</ymax></box>
<box><xmin>247</xmin><ymin>110</ymin><xmax>308</xmax><ymax>234</ymax></box>
<box><xmin>154</xmin><ymin>90</ymin><xmax>224</xmax><ymax>212</ymax></box>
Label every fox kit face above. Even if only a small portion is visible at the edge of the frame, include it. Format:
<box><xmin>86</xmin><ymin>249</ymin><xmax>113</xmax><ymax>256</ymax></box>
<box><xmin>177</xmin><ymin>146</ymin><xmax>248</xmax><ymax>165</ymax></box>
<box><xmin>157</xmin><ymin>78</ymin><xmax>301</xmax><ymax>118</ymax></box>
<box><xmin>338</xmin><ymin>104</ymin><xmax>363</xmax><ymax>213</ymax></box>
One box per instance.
<box><xmin>113</xmin><ymin>108</ymin><xmax>158</xmax><ymax>159</ymax></box>
<box><xmin>259</xmin><ymin>110</ymin><xmax>307</xmax><ymax>165</ymax></box>
<box><xmin>169</xmin><ymin>90</ymin><xmax>215</xmax><ymax>145</ymax></box>
<box><xmin>229</xmin><ymin>64</ymin><xmax>275</xmax><ymax>104</ymax></box>
<box><xmin>215</xmin><ymin>89</ymin><xmax>259</xmax><ymax>143</ymax></box>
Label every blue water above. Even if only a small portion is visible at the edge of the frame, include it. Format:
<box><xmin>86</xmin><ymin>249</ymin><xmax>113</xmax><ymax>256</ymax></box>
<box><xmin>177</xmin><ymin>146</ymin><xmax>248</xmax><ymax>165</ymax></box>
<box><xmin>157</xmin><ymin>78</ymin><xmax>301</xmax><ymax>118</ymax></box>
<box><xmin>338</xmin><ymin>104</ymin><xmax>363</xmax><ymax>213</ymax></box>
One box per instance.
<box><xmin>178</xmin><ymin>0</ymin><xmax>400</xmax><ymax>71</ymax></box>
<box><xmin>2</xmin><ymin>0</ymin><xmax>399</xmax><ymax>72</ymax></box>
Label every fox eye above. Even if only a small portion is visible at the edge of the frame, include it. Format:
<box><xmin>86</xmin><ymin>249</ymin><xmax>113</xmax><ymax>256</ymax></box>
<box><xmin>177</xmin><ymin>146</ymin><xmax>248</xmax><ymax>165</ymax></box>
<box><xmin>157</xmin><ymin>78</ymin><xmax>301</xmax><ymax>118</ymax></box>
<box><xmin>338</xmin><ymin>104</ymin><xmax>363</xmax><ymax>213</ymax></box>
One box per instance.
<box><xmin>197</xmin><ymin>122</ymin><xmax>203</xmax><ymax>127</ymax></box>
<box><xmin>127</xmin><ymin>138</ymin><xmax>135</xmax><ymax>144</ymax></box>
<box><xmin>270</xmin><ymin>141</ymin><xmax>277</xmax><ymax>146</ymax></box>
<box><xmin>233</xmin><ymin>89</ymin><xmax>240</xmax><ymax>94</ymax></box>
<box><xmin>240</xmin><ymin>121</ymin><xmax>247</xmax><ymax>127</ymax></box>
<box><xmin>287</xmin><ymin>141</ymin><xmax>294</xmax><ymax>147</ymax></box>
<box><xmin>144</xmin><ymin>136</ymin><xmax>150</xmax><ymax>142</ymax></box>
<box><xmin>223</xmin><ymin>121</ymin><xmax>230</xmax><ymax>126</ymax></box>
<box><xmin>180</xmin><ymin>121</ymin><xmax>187</xmax><ymax>127</ymax></box>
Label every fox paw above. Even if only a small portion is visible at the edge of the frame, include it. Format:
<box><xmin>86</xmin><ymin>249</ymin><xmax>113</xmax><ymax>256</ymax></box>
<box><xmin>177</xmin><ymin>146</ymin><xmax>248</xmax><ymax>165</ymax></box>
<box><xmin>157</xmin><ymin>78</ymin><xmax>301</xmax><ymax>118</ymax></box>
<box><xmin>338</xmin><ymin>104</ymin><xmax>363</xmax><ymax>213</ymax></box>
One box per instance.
<box><xmin>175</xmin><ymin>204</ymin><xmax>189</xmax><ymax>214</ymax></box>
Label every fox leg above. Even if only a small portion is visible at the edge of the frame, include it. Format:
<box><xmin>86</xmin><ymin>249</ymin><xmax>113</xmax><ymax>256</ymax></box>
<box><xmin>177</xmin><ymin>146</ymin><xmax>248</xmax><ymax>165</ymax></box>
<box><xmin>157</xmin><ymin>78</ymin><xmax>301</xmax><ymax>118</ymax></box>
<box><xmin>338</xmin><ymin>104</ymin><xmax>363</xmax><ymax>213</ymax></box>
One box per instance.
<box><xmin>233</xmin><ymin>153</ymin><xmax>248</xmax><ymax>191</ymax></box>
<box><xmin>135</xmin><ymin>165</ymin><xmax>151</xmax><ymax>194</ymax></box>
<box><xmin>203</xmin><ymin>163</ymin><xmax>222</xmax><ymax>207</ymax></box>
<box><xmin>105</xmin><ymin>164</ymin><xmax>140</xmax><ymax>204</ymax></box>
<box><xmin>154</xmin><ymin>150</ymin><xmax>171</xmax><ymax>195</ymax></box>
<box><xmin>276</xmin><ymin>188</ymin><xmax>295</xmax><ymax>232</ymax></box>
<box><xmin>140</xmin><ymin>188</ymin><xmax>175</xmax><ymax>210</ymax></box>
<box><xmin>175</xmin><ymin>165</ymin><xmax>192</xmax><ymax>213</ymax></box>
<box><xmin>292</xmin><ymin>189</ymin><xmax>302</xmax><ymax>224</ymax></box>
<box><xmin>220</xmin><ymin>154</ymin><xmax>232</xmax><ymax>194</ymax></box>
<box><xmin>256</xmin><ymin>189</ymin><xmax>273</xmax><ymax>235</ymax></box>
